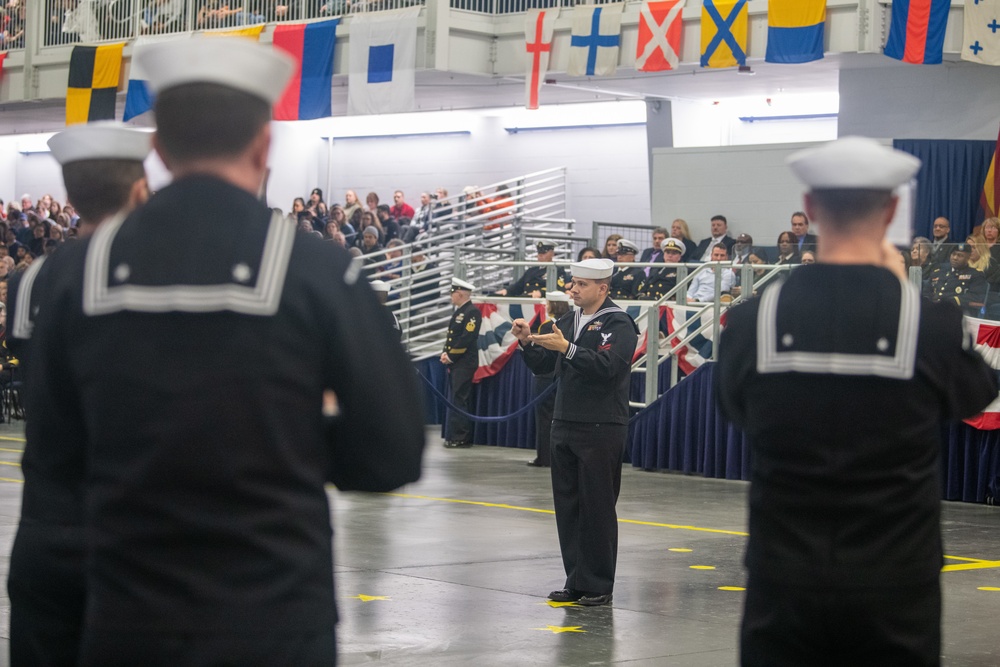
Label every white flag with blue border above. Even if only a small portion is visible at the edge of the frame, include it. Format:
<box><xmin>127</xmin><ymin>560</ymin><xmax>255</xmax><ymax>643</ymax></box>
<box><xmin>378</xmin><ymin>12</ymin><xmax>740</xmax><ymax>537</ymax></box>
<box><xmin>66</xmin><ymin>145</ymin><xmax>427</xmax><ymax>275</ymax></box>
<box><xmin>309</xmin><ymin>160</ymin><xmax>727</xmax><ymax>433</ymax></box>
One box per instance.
<box><xmin>124</xmin><ymin>34</ymin><xmax>190</xmax><ymax>121</ymax></box>
<box><xmin>568</xmin><ymin>4</ymin><xmax>623</xmax><ymax>77</ymax></box>
<box><xmin>348</xmin><ymin>6</ymin><xmax>420</xmax><ymax>115</ymax></box>
<box><xmin>962</xmin><ymin>0</ymin><xmax>1000</xmax><ymax>66</ymax></box>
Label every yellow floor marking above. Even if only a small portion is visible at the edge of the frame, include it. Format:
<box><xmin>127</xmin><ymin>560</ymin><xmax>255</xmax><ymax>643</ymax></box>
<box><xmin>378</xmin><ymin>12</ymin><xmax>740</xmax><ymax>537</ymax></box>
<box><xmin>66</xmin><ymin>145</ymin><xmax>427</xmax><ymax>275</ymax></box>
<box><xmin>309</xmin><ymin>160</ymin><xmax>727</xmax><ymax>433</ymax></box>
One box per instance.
<box><xmin>0</xmin><ymin>436</ymin><xmax>25</xmax><ymax>443</ymax></box>
<box><xmin>718</xmin><ymin>586</ymin><xmax>746</xmax><ymax>591</ymax></box>
<box><xmin>668</xmin><ymin>548</ymin><xmax>693</xmax><ymax>553</ymax></box>
<box><xmin>690</xmin><ymin>565</ymin><xmax>716</xmax><ymax>570</ymax></box>
<box><xmin>545</xmin><ymin>600</ymin><xmax>580</xmax><ymax>608</ymax></box>
<box><xmin>349</xmin><ymin>594</ymin><xmax>389</xmax><ymax>602</ymax></box>
<box><xmin>534</xmin><ymin>625</ymin><xmax>586</xmax><ymax>634</ymax></box>
<box><xmin>977</xmin><ymin>587</ymin><xmax>1000</xmax><ymax>592</ymax></box>
<box><xmin>0</xmin><ymin>460</ymin><xmax>20</xmax><ymax>468</ymax></box>
<box><xmin>941</xmin><ymin>560</ymin><xmax>1000</xmax><ymax>573</ymax></box>
<box><xmin>0</xmin><ymin>476</ymin><xmax>22</xmax><ymax>483</ymax></box>
<box><xmin>0</xmin><ymin>447</ymin><xmax>24</xmax><ymax>453</ymax></box>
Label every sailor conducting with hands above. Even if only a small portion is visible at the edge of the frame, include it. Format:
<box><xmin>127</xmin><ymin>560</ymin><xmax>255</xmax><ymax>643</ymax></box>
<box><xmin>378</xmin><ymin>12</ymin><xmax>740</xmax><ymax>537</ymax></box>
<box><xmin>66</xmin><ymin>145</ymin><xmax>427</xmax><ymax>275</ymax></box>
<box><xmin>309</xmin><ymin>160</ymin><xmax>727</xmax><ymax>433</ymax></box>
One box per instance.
<box><xmin>511</xmin><ymin>258</ymin><xmax>638</xmax><ymax>607</ymax></box>
<box><xmin>716</xmin><ymin>137</ymin><xmax>997</xmax><ymax>666</ymax></box>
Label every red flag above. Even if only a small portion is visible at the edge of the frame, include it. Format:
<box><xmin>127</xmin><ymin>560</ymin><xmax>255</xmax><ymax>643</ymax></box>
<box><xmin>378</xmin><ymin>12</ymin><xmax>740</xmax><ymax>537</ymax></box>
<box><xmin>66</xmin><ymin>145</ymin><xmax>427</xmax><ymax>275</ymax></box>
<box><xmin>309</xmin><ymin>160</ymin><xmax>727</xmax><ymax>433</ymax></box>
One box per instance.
<box><xmin>0</xmin><ymin>52</ymin><xmax>6</xmax><ymax>75</ymax></box>
<box><xmin>525</xmin><ymin>9</ymin><xmax>557</xmax><ymax>110</ymax></box>
<box><xmin>983</xmin><ymin>124</ymin><xmax>1000</xmax><ymax>219</ymax></box>
<box><xmin>637</xmin><ymin>0</ymin><xmax>684</xmax><ymax>72</ymax></box>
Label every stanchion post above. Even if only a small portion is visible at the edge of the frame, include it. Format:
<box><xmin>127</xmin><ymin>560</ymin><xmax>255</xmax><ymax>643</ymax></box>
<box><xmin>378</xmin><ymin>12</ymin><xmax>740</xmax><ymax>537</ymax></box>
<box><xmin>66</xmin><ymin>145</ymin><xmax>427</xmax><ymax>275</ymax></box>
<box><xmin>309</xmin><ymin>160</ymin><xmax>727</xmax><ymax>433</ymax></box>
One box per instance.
<box><xmin>645</xmin><ymin>304</ymin><xmax>659</xmax><ymax>406</ymax></box>
<box><xmin>712</xmin><ymin>265</ymin><xmax>722</xmax><ymax>362</ymax></box>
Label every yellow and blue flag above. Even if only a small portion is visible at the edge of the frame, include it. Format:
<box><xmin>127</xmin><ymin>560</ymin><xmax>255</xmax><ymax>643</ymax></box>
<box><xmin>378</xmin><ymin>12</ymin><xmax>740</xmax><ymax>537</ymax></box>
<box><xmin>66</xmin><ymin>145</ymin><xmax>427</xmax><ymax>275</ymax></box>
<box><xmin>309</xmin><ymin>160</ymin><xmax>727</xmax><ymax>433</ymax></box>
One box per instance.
<box><xmin>766</xmin><ymin>0</ymin><xmax>826</xmax><ymax>64</ymax></box>
<box><xmin>700</xmin><ymin>0</ymin><xmax>748</xmax><ymax>69</ymax></box>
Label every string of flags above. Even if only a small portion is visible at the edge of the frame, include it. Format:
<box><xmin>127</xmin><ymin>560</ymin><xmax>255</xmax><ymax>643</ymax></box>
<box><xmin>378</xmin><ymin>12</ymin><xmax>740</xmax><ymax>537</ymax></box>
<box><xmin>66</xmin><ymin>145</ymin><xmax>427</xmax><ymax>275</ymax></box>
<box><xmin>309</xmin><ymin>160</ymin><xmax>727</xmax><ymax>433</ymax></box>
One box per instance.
<box><xmin>61</xmin><ymin>1</ymin><xmax>1000</xmax><ymax>121</ymax></box>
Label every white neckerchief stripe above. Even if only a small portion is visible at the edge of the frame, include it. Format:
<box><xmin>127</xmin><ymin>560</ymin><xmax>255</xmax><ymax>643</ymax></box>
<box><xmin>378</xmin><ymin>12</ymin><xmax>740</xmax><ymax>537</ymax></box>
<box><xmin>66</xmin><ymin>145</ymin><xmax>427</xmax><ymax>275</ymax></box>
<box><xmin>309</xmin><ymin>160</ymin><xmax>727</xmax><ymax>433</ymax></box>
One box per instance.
<box><xmin>10</xmin><ymin>256</ymin><xmax>46</xmax><ymax>340</ymax></box>
<box><xmin>83</xmin><ymin>210</ymin><xmax>294</xmax><ymax>316</ymax></box>
<box><xmin>756</xmin><ymin>278</ymin><xmax>919</xmax><ymax>379</ymax></box>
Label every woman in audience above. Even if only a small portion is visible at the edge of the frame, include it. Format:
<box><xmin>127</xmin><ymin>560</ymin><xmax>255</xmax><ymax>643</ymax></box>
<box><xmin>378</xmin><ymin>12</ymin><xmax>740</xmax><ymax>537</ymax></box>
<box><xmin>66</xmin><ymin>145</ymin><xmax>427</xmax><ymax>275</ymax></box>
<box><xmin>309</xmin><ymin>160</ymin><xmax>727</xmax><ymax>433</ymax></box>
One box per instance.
<box><xmin>967</xmin><ymin>234</ymin><xmax>1000</xmax><ymax>289</ymax></box>
<box><xmin>671</xmin><ymin>218</ymin><xmax>696</xmax><ymax>262</ymax></box>
<box><xmin>330</xmin><ymin>204</ymin><xmax>356</xmax><ymax>245</ymax></box>
<box><xmin>361</xmin><ymin>210</ymin><xmax>384</xmax><ymax>242</ymax></box>
<box><xmin>48</xmin><ymin>224</ymin><xmax>64</xmax><ymax>243</ymax></box>
<box><xmin>366</xmin><ymin>192</ymin><xmax>380</xmax><ymax>213</ymax></box>
<box><xmin>910</xmin><ymin>236</ymin><xmax>932</xmax><ymax>270</ymax></box>
<box><xmin>323</xmin><ymin>220</ymin><xmax>339</xmax><ymax>241</ymax></box>
<box><xmin>730</xmin><ymin>253</ymin><xmax>768</xmax><ymax>299</ymax></box>
<box><xmin>602</xmin><ymin>234</ymin><xmax>622</xmax><ymax>261</ymax></box>
<box><xmin>982</xmin><ymin>217</ymin><xmax>1000</xmax><ymax>263</ymax></box>
<box><xmin>577</xmin><ymin>247</ymin><xmax>601</xmax><ymax>262</ymax></box>
<box><xmin>343</xmin><ymin>190</ymin><xmax>361</xmax><ymax>223</ymax></box>
<box><xmin>775</xmin><ymin>231</ymin><xmax>801</xmax><ymax>265</ymax></box>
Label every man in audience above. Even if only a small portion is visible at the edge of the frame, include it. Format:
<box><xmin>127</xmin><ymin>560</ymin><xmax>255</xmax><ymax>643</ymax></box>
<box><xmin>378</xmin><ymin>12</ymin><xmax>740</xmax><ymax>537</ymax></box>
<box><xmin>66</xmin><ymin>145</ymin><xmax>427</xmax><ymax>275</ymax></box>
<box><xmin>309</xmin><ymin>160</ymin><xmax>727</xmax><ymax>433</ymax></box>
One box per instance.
<box><xmin>731</xmin><ymin>233</ymin><xmax>755</xmax><ymax>266</ymax></box>
<box><xmin>382</xmin><ymin>238</ymin><xmax>405</xmax><ymax>280</ymax></box>
<box><xmin>694</xmin><ymin>215</ymin><xmax>736</xmax><ymax>260</ymax></box>
<box><xmin>441</xmin><ymin>277</ymin><xmax>482</xmax><ymax>449</ymax></box>
<box><xmin>25</xmin><ymin>37</ymin><xmax>425</xmax><ymax>664</ymax></box>
<box><xmin>927</xmin><ymin>216</ymin><xmax>952</xmax><ymax>267</ymax></box>
<box><xmin>495</xmin><ymin>241</ymin><xmax>567</xmax><ymax>298</ymax></box>
<box><xmin>610</xmin><ymin>238</ymin><xmax>643</xmax><ymax>300</ymax></box>
<box><xmin>717</xmin><ymin>136</ymin><xmax>996</xmax><ymax>667</ymax></box>
<box><xmin>636</xmin><ymin>238</ymin><xmax>685</xmax><ymax>300</ymax></box>
<box><xmin>639</xmin><ymin>227</ymin><xmax>668</xmax><ymax>277</ymax></box>
<box><xmin>687</xmin><ymin>244</ymin><xmax>734</xmax><ymax>302</ymax></box>
<box><xmin>390</xmin><ymin>189</ymin><xmax>415</xmax><ymax>221</ymax></box>
<box><xmin>511</xmin><ymin>257</ymin><xmax>639</xmax><ymax>607</ymax></box>
<box><xmin>412</xmin><ymin>192</ymin><xmax>434</xmax><ymax>231</ymax></box>
<box><xmin>923</xmin><ymin>243</ymin><xmax>988</xmax><ymax>315</ymax></box>
<box><xmin>791</xmin><ymin>211</ymin><xmax>818</xmax><ymax>253</ymax></box>
<box><xmin>7</xmin><ymin>123</ymin><xmax>152</xmax><ymax>667</ymax></box>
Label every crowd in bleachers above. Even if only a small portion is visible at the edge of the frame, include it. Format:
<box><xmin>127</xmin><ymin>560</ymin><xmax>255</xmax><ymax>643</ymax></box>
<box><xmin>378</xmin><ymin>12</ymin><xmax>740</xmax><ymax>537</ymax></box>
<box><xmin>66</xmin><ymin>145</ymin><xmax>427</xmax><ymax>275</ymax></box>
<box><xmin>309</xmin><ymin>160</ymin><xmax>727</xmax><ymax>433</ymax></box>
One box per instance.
<box><xmin>912</xmin><ymin>215</ymin><xmax>1000</xmax><ymax>317</ymax></box>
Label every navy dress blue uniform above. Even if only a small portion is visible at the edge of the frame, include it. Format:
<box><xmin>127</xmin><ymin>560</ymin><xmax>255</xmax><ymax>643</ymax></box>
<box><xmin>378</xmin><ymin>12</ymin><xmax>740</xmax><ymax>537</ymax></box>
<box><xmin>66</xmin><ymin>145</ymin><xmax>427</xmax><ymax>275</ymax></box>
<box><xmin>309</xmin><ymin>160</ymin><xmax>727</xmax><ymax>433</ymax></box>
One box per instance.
<box><xmin>504</xmin><ymin>264</ymin><xmax>568</xmax><ymax>297</ymax></box>
<box><xmin>609</xmin><ymin>266</ymin><xmax>643</xmax><ymax>300</ymax></box>
<box><xmin>521</xmin><ymin>297</ymin><xmax>638</xmax><ymax>597</ymax></box>
<box><xmin>443</xmin><ymin>298</ymin><xmax>482</xmax><ymax>446</ymax></box>
<box><xmin>718</xmin><ymin>265</ymin><xmax>996</xmax><ymax>666</ymax></box>
<box><xmin>25</xmin><ymin>175</ymin><xmax>425</xmax><ymax>666</ymax></box>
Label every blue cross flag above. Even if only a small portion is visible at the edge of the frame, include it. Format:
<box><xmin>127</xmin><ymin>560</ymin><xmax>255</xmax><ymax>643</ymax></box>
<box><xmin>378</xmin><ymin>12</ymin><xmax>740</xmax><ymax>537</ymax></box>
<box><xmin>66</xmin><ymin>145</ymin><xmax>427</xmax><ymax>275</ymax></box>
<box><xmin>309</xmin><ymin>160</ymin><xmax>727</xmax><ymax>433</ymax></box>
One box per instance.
<box><xmin>962</xmin><ymin>0</ymin><xmax>1000</xmax><ymax>66</ymax></box>
<box><xmin>701</xmin><ymin>0</ymin><xmax>749</xmax><ymax>69</ymax></box>
<box><xmin>567</xmin><ymin>4</ymin><xmax>623</xmax><ymax>77</ymax></box>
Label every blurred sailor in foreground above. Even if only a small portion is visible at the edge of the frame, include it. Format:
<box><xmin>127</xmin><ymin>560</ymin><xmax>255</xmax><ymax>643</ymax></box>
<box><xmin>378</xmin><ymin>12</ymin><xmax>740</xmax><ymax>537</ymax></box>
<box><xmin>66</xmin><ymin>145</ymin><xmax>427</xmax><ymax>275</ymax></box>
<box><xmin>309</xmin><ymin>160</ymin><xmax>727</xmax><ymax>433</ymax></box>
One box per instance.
<box><xmin>512</xmin><ymin>258</ymin><xmax>638</xmax><ymax>606</ymax></box>
<box><xmin>716</xmin><ymin>136</ymin><xmax>997</xmax><ymax>667</ymax></box>
<box><xmin>25</xmin><ymin>37</ymin><xmax>425</xmax><ymax>666</ymax></box>
<box><xmin>7</xmin><ymin>122</ymin><xmax>151</xmax><ymax>667</ymax></box>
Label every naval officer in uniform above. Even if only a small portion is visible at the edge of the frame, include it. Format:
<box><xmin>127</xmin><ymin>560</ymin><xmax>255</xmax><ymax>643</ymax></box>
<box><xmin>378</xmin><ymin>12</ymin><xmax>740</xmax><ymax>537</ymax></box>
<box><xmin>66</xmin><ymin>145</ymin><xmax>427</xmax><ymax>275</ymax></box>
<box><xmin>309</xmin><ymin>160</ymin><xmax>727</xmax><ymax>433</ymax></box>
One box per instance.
<box><xmin>922</xmin><ymin>243</ymin><xmax>988</xmax><ymax>315</ymax></box>
<box><xmin>609</xmin><ymin>238</ymin><xmax>644</xmax><ymax>300</ymax></box>
<box><xmin>7</xmin><ymin>123</ymin><xmax>151</xmax><ymax>667</ymax></box>
<box><xmin>441</xmin><ymin>277</ymin><xmax>482</xmax><ymax>448</ymax></box>
<box><xmin>717</xmin><ymin>137</ymin><xmax>997</xmax><ymax>666</ymax></box>
<box><xmin>512</xmin><ymin>258</ymin><xmax>638</xmax><ymax>606</ymax></box>
<box><xmin>495</xmin><ymin>240</ymin><xmax>568</xmax><ymax>297</ymax></box>
<box><xmin>25</xmin><ymin>37</ymin><xmax>425</xmax><ymax>665</ymax></box>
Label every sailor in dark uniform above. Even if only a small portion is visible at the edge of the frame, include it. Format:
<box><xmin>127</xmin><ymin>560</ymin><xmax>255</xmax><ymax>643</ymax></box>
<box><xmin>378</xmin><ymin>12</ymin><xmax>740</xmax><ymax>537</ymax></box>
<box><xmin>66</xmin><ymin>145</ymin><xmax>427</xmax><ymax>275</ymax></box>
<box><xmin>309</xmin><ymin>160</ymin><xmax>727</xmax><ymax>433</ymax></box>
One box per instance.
<box><xmin>512</xmin><ymin>258</ymin><xmax>639</xmax><ymax>607</ymax></box>
<box><xmin>25</xmin><ymin>38</ymin><xmax>425</xmax><ymax>665</ymax></box>
<box><xmin>496</xmin><ymin>241</ymin><xmax>568</xmax><ymax>297</ymax></box>
<box><xmin>716</xmin><ymin>137</ymin><xmax>997</xmax><ymax>667</ymax></box>
<box><xmin>7</xmin><ymin>122</ymin><xmax>152</xmax><ymax>667</ymax></box>
<box><xmin>441</xmin><ymin>277</ymin><xmax>482</xmax><ymax>448</ymax></box>
<box><xmin>609</xmin><ymin>238</ymin><xmax>644</xmax><ymax>300</ymax></box>
<box><xmin>635</xmin><ymin>238</ymin><xmax>684</xmax><ymax>300</ymax></box>
<box><xmin>922</xmin><ymin>243</ymin><xmax>988</xmax><ymax>316</ymax></box>
<box><xmin>370</xmin><ymin>279</ymin><xmax>402</xmax><ymax>341</ymax></box>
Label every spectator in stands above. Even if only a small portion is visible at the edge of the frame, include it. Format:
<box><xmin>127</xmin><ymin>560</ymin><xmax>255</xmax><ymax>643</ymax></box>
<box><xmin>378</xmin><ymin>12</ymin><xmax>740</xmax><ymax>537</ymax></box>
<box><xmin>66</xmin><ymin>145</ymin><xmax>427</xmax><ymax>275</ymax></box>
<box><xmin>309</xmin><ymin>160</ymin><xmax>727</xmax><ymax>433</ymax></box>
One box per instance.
<box><xmin>577</xmin><ymin>247</ymin><xmax>600</xmax><ymax>262</ymax></box>
<box><xmin>602</xmin><ymin>234</ymin><xmax>621</xmax><ymax>261</ymax></box>
<box><xmin>296</xmin><ymin>217</ymin><xmax>313</xmax><ymax>234</ymax></box>
<box><xmin>358</xmin><ymin>225</ymin><xmax>382</xmax><ymax>255</ymax></box>
<box><xmin>0</xmin><ymin>256</ymin><xmax>13</xmax><ymax>280</ymax></box>
<box><xmin>408</xmin><ymin>193</ymin><xmax>434</xmax><ymax>241</ymax></box>
<box><xmin>348</xmin><ymin>208</ymin><xmax>364</xmax><ymax>238</ymax></box>
<box><xmin>670</xmin><ymin>218</ymin><xmax>695</xmax><ymax>262</ymax></box>
<box><xmin>687</xmin><ymin>244</ymin><xmax>734</xmax><ymax>302</ymax></box>
<box><xmin>489</xmin><ymin>184</ymin><xmax>514</xmax><ymax>224</ymax></box>
<box><xmin>43</xmin><ymin>239</ymin><xmax>59</xmax><ymax>257</ymax></box>
<box><xmin>343</xmin><ymin>190</ymin><xmax>361</xmax><ymax>223</ymax></box>
<box><xmin>731</xmin><ymin>233</ymin><xmax>754</xmax><ymax>266</ymax></box>
<box><xmin>927</xmin><ymin>216</ymin><xmax>951</xmax><ymax>267</ymax></box>
<box><xmin>288</xmin><ymin>197</ymin><xmax>305</xmax><ymax>224</ymax></box>
<box><xmin>409</xmin><ymin>242</ymin><xmax>439</xmax><ymax>310</ymax></box>
<box><xmin>982</xmin><ymin>217</ymin><xmax>1000</xmax><ymax>263</ymax></box>
<box><xmin>775</xmin><ymin>231</ymin><xmax>801</xmax><ymax>265</ymax></box>
<box><xmin>924</xmin><ymin>243</ymin><xmax>988</xmax><ymax>315</ymax></box>
<box><xmin>383</xmin><ymin>239</ymin><xmax>405</xmax><ymax>281</ymax></box>
<box><xmin>729</xmin><ymin>252</ymin><xmax>767</xmax><ymax>299</ymax></box>
<box><xmin>639</xmin><ymin>227</ymin><xmax>668</xmax><ymax>268</ymax></box>
<box><xmin>910</xmin><ymin>236</ymin><xmax>932</xmax><ymax>271</ymax></box>
<box><xmin>636</xmin><ymin>238</ymin><xmax>685</xmax><ymax>300</ymax></box>
<box><xmin>331</xmin><ymin>231</ymin><xmax>347</xmax><ymax>247</ymax></box>
<box><xmin>28</xmin><ymin>223</ymin><xmax>47</xmax><ymax>257</ymax></box>
<box><xmin>432</xmin><ymin>188</ymin><xmax>452</xmax><ymax>221</ymax></box>
<box><xmin>3</xmin><ymin>1</ymin><xmax>24</xmax><ymax>49</ymax></box>
<box><xmin>365</xmin><ymin>192</ymin><xmax>379</xmax><ymax>213</ymax></box>
<box><xmin>496</xmin><ymin>241</ymin><xmax>568</xmax><ymax>298</ymax></box>
<box><xmin>800</xmin><ymin>250</ymin><xmax>816</xmax><ymax>265</ymax></box>
<box><xmin>376</xmin><ymin>204</ymin><xmax>401</xmax><ymax>243</ymax></box>
<box><xmin>390</xmin><ymin>190</ymin><xmax>415</xmax><ymax>221</ymax></box>
<box><xmin>19</xmin><ymin>194</ymin><xmax>33</xmax><ymax>217</ymax></box>
<box><xmin>141</xmin><ymin>0</ymin><xmax>185</xmax><ymax>34</ymax></box>
<box><xmin>329</xmin><ymin>204</ymin><xmax>356</xmax><ymax>245</ymax></box>
<box><xmin>307</xmin><ymin>187</ymin><xmax>325</xmax><ymax>215</ymax></box>
<box><xmin>610</xmin><ymin>239</ymin><xmax>643</xmax><ymax>300</ymax></box>
<box><xmin>694</xmin><ymin>215</ymin><xmax>736</xmax><ymax>261</ymax></box>
<box><xmin>791</xmin><ymin>211</ymin><xmax>818</xmax><ymax>253</ymax></box>
<box><xmin>323</xmin><ymin>220</ymin><xmax>339</xmax><ymax>241</ymax></box>
<box><xmin>967</xmin><ymin>234</ymin><xmax>1000</xmax><ymax>289</ymax></box>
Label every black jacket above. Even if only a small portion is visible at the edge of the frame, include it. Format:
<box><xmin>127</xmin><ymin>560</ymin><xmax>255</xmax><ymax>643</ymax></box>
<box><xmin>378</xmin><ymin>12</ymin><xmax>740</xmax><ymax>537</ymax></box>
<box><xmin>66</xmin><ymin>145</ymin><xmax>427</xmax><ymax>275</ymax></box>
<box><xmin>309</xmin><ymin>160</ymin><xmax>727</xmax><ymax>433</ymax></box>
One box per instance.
<box><xmin>444</xmin><ymin>299</ymin><xmax>482</xmax><ymax>366</ymax></box>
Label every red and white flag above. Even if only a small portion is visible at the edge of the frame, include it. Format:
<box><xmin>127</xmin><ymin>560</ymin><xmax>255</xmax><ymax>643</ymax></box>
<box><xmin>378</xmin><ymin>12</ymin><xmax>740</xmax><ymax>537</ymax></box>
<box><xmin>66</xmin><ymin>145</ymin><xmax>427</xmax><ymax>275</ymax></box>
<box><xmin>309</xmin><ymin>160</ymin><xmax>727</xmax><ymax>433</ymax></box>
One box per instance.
<box><xmin>963</xmin><ymin>316</ymin><xmax>1000</xmax><ymax>430</ymax></box>
<box><xmin>525</xmin><ymin>8</ymin><xmax>558</xmax><ymax>110</ymax></box>
<box><xmin>637</xmin><ymin>0</ymin><xmax>685</xmax><ymax>72</ymax></box>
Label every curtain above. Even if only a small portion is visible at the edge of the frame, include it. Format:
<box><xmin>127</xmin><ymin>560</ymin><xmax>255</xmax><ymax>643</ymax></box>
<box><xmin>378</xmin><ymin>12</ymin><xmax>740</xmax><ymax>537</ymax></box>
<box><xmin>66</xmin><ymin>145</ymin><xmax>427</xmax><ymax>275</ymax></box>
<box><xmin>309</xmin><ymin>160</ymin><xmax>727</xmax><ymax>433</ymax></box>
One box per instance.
<box><xmin>893</xmin><ymin>139</ymin><xmax>996</xmax><ymax>242</ymax></box>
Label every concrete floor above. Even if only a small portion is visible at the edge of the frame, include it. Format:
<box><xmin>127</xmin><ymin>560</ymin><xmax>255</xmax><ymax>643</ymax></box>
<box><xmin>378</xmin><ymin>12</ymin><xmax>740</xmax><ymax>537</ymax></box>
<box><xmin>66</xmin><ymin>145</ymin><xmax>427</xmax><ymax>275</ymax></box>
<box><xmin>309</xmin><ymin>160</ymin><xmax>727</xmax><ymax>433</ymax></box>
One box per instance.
<box><xmin>0</xmin><ymin>423</ymin><xmax>997</xmax><ymax>665</ymax></box>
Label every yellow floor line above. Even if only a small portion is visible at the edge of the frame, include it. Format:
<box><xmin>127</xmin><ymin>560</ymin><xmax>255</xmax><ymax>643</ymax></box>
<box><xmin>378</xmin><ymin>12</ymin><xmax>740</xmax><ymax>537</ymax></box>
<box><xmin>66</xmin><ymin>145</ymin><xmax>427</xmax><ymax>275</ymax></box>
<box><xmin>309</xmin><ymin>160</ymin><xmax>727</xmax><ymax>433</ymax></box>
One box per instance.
<box><xmin>0</xmin><ymin>477</ymin><xmax>22</xmax><ymax>483</ymax></box>
<box><xmin>0</xmin><ymin>436</ymin><xmax>26</xmax><ymax>443</ymax></box>
<box><xmin>0</xmin><ymin>447</ymin><xmax>24</xmax><ymax>453</ymax></box>
<box><xmin>0</xmin><ymin>460</ymin><xmax>20</xmax><ymax>468</ymax></box>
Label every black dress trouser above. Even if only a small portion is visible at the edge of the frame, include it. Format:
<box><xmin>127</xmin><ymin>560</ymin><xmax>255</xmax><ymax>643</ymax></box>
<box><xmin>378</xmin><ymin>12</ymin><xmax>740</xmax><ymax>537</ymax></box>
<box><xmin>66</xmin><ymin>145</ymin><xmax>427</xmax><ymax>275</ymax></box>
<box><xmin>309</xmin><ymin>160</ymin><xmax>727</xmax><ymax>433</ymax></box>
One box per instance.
<box><xmin>446</xmin><ymin>359</ymin><xmax>476</xmax><ymax>444</ymax></box>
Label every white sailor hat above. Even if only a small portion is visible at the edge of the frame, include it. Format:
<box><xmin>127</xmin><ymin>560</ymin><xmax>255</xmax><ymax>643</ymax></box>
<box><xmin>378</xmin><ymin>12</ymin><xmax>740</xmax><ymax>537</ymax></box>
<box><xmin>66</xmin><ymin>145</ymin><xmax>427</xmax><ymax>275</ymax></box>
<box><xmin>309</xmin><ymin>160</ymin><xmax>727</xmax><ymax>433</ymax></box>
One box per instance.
<box><xmin>616</xmin><ymin>238</ymin><xmax>639</xmax><ymax>254</ymax></box>
<box><xmin>570</xmin><ymin>258</ymin><xmax>615</xmax><ymax>280</ymax></box>
<box><xmin>451</xmin><ymin>277</ymin><xmax>476</xmax><ymax>292</ymax></box>
<box><xmin>787</xmin><ymin>136</ymin><xmax>922</xmax><ymax>190</ymax></box>
<box><xmin>136</xmin><ymin>36</ymin><xmax>295</xmax><ymax>104</ymax></box>
<box><xmin>369</xmin><ymin>280</ymin><xmax>390</xmax><ymax>293</ymax></box>
<box><xmin>48</xmin><ymin>122</ymin><xmax>152</xmax><ymax>165</ymax></box>
<box><xmin>545</xmin><ymin>291</ymin><xmax>571</xmax><ymax>302</ymax></box>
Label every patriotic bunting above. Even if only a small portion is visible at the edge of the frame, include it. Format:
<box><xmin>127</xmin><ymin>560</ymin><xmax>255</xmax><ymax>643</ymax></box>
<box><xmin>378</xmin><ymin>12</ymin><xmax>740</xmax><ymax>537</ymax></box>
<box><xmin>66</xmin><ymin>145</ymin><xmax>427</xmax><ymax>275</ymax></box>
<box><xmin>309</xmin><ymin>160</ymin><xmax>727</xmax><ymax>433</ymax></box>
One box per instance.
<box><xmin>765</xmin><ymin>0</ymin><xmax>826</xmax><ymax>64</ymax></box>
<box><xmin>962</xmin><ymin>0</ymin><xmax>1000</xmax><ymax>66</ymax></box>
<box><xmin>963</xmin><ymin>316</ymin><xmax>1000</xmax><ymax>429</ymax></box>
<box><xmin>66</xmin><ymin>43</ymin><xmax>124</xmax><ymax>125</ymax></box>
<box><xmin>636</xmin><ymin>0</ymin><xmax>684</xmax><ymax>72</ymax></box>
<box><xmin>700</xmin><ymin>0</ymin><xmax>748</xmax><ymax>69</ymax></box>
<box><xmin>568</xmin><ymin>4</ymin><xmax>623</xmax><ymax>77</ymax></box>
<box><xmin>524</xmin><ymin>8</ymin><xmax>558</xmax><ymax>110</ymax></box>
<box><xmin>884</xmin><ymin>0</ymin><xmax>951</xmax><ymax>64</ymax></box>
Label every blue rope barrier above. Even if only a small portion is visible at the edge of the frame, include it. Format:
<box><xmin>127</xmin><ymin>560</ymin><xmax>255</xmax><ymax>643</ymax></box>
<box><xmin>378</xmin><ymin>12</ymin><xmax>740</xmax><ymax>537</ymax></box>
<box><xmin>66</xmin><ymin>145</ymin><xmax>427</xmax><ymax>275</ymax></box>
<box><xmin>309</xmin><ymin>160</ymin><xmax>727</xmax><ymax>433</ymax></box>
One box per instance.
<box><xmin>416</xmin><ymin>370</ymin><xmax>557</xmax><ymax>423</ymax></box>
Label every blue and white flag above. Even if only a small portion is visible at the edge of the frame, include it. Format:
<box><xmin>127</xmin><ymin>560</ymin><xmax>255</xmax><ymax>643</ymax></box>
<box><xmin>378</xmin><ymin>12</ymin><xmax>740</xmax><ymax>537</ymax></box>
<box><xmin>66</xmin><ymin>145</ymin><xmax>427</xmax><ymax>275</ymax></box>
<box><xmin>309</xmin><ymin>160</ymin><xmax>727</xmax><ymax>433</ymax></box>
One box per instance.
<box><xmin>348</xmin><ymin>6</ymin><xmax>420</xmax><ymax>115</ymax></box>
<box><xmin>568</xmin><ymin>4</ymin><xmax>623</xmax><ymax>77</ymax></box>
<box><xmin>962</xmin><ymin>0</ymin><xmax>1000</xmax><ymax>66</ymax></box>
<box><xmin>123</xmin><ymin>34</ymin><xmax>189</xmax><ymax>121</ymax></box>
